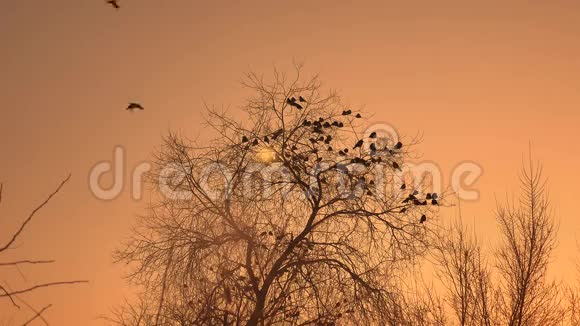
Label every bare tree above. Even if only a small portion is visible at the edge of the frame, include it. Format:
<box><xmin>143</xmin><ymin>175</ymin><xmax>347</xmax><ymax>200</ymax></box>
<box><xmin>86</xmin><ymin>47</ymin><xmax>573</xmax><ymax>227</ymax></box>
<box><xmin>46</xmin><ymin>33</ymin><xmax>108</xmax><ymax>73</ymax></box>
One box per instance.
<box><xmin>113</xmin><ymin>67</ymin><xmax>437</xmax><ymax>325</ymax></box>
<box><xmin>433</xmin><ymin>217</ymin><xmax>496</xmax><ymax>326</ymax></box>
<box><xmin>0</xmin><ymin>175</ymin><xmax>88</xmax><ymax>324</ymax></box>
<box><xmin>495</xmin><ymin>158</ymin><xmax>564</xmax><ymax>326</ymax></box>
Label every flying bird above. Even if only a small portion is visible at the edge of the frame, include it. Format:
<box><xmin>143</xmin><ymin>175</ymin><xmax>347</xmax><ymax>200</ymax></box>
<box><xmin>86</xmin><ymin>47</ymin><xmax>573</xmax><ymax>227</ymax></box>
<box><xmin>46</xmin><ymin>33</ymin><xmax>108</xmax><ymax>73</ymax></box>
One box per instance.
<box><xmin>126</xmin><ymin>102</ymin><xmax>144</xmax><ymax>111</ymax></box>
<box><xmin>106</xmin><ymin>0</ymin><xmax>120</xmax><ymax>9</ymax></box>
<box><xmin>420</xmin><ymin>215</ymin><xmax>427</xmax><ymax>224</ymax></box>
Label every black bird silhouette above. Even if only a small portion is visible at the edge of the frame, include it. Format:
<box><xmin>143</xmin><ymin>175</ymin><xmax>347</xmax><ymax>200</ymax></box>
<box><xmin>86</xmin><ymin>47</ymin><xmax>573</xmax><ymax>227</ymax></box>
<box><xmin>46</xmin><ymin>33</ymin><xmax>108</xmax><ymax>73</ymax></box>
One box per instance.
<box><xmin>425</xmin><ymin>193</ymin><xmax>432</xmax><ymax>200</ymax></box>
<box><xmin>299</xmin><ymin>96</ymin><xmax>306</xmax><ymax>102</ymax></box>
<box><xmin>394</xmin><ymin>141</ymin><xmax>403</xmax><ymax>149</ymax></box>
<box><xmin>432</xmin><ymin>199</ymin><xmax>439</xmax><ymax>205</ymax></box>
<box><xmin>355</xmin><ymin>113</ymin><xmax>362</xmax><ymax>118</ymax></box>
<box><xmin>106</xmin><ymin>0</ymin><xmax>120</xmax><ymax>9</ymax></box>
<box><xmin>400</xmin><ymin>183</ymin><xmax>406</xmax><ymax>190</ymax></box>
<box><xmin>370</xmin><ymin>143</ymin><xmax>377</xmax><ymax>151</ymax></box>
<box><xmin>400</xmin><ymin>207</ymin><xmax>407</xmax><ymax>213</ymax></box>
<box><xmin>338</xmin><ymin>150</ymin><xmax>346</xmax><ymax>156</ymax></box>
<box><xmin>328</xmin><ymin>146</ymin><xmax>333</xmax><ymax>151</ymax></box>
<box><xmin>369</xmin><ymin>132</ymin><xmax>377</xmax><ymax>138</ymax></box>
<box><xmin>342</xmin><ymin>110</ymin><xmax>352</xmax><ymax>116</ymax></box>
<box><xmin>303</xmin><ymin>120</ymin><xmax>312</xmax><ymax>126</ymax></box>
<box><xmin>432</xmin><ymin>193</ymin><xmax>439</xmax><ymax>200</ymax></box>
<box><xmin>323</xmin><ymin>122</ymin><xmax>331</xmax><ymax>128</ymax></box>
<box><xmin>324</xmin><ymin>135</ymin><xmax>332</xmax><ymax>144</ymax></box>
<box><xmin>392</xmin><ymin>162</ymin><xmax>401</xmax><ymax>170</ymax></box>
<box><xmin>353</xmin><ymin>139</ymin><xmax>364</xmax><ymax>149</ymax></box>
<box><xmin>252</xmin><ymin>139</ymin><xmax>259</xmax><ymax>146</ymax></box>
<box><xmin>263</xmin><ymin>136</ymin><xmax>270</xmax><ymax>143</ymax></box>
<box><xmin>126</xmin><ymin>102</ymin><xmax>144</xmax><ymax>111</ymax></box>
<box><xmin>242</xmin><ymin>136</ymin><xmax>249</xmax><ymax>143</ymax></box>
<box><xmin>420</xmin><ymin>215</ymin><xmax>427</xmax><ymax>224</ymax></box>
<box><xmin>286</xmin><ymin>97</ymin><xmax>296</xmax><ymax>104</ymax></box>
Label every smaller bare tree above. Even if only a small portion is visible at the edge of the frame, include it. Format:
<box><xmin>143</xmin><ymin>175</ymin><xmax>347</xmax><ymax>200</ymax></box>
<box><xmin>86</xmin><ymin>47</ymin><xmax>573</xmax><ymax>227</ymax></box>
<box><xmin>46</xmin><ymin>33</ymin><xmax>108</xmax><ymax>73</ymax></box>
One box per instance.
<box><xmin>433</xmin><ymin>217</ymin><xmax>496</xmax><ymax>326</ymax></box>
<box><xmin>495</xmin><ymin>158</ymin><xmax>564</xmax><ymax>326</ymax></box>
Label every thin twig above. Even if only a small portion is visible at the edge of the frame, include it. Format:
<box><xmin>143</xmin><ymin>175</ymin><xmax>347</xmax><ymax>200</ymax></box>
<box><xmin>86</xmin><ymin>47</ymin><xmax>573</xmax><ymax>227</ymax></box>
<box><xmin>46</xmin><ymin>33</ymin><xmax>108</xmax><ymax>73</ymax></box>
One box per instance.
<box><xmin>0</xmin><ymin>260</ymin><xmax>55</xmax><ymax>267</ymax></box>
<box><xmin>0</xmin><ymin>174</ymin><xmax>71</xmax><ymax>252</ymax></box>
<box><xmin>22</xmin><ymin>304</ymin><xmax>52</xmax><ymax>326</ymax></box>
<box><xmin>0</xmin><ymin>280</ymin><xmax>88</xmax><ymax>298</ymax></box>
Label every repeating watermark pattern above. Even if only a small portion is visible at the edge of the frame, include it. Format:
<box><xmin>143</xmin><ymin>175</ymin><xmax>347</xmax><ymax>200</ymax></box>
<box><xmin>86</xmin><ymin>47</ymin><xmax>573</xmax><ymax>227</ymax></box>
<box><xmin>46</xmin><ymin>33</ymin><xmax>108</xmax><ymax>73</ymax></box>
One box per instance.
<box><xmin>88</xmin><ymin>123</ymin><xmax>483</xmax><ymax>202</ymax></box>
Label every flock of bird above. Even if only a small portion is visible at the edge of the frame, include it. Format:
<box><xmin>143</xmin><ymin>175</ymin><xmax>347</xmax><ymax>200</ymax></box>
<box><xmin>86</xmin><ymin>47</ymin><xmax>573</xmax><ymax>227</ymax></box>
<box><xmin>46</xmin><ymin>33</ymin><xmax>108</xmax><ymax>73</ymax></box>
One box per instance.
<box><xmin>239</xmin><ymin>95</ymin><xmax>437</xmax><ymax>224</ymax></box>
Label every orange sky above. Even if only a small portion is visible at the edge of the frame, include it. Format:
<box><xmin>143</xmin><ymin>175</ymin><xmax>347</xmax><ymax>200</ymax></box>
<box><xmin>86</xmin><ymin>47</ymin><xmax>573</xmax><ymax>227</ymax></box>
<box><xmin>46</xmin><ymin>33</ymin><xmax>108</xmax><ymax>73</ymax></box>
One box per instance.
<box><xmin>1</xmin><ymin>1</ymin><xmax>580</xmax><ymax>324</ymax></box>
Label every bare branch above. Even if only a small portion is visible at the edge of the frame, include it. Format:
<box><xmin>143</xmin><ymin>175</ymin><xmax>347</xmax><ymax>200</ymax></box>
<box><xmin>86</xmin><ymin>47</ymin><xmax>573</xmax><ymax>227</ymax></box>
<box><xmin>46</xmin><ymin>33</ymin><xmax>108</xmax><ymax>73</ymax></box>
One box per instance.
<box><xmin>0</xmin><ymin>174</ymin><xmax>71</xmax><ymax>252</ymax></box>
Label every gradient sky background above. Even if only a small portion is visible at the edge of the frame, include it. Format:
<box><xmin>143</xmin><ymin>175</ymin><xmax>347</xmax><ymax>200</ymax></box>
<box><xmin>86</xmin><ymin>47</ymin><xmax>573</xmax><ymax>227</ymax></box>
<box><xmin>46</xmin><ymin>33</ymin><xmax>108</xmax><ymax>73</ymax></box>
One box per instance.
<box><xmin>1</xmin><ymin>0</ymin><xmax>580</xmax><ymax>324</ymax></box>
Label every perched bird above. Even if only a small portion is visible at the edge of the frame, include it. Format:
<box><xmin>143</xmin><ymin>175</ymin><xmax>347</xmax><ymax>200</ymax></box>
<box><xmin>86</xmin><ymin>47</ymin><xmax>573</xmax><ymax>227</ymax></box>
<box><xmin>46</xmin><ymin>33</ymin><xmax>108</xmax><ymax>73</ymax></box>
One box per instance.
<box><xmin>353</xmin><ymin>139</ymin><xmax>364</xmax><ymax>149</ymax></box>
<box><xmin>400</xmin><ymin>207</ymin><xmax>407</xmax><ymax>213</ymax></box>
<box><xmin>327</xmin><ymin>146</ymin><xmax>333</xmax><ymax>151</ymax></box>
<box><xmin>324</xmin><ymin>135</ymin><xmax>332</xmax><ymax>144</ymax></box>
<box><xmin>338</xmin><ymin>150</ymin><xmax>346</xmax><ymax>156</ymax></box>
<box><xmin>425</xmin><ymin>193</ymin><xmax>432</xmax><ymax>200</ymax></box>
<box><xmin>252</xmin><ymin>139</ymin><xmax>259</xmax><ymax>146</ymax></box>
<box><xmin>400</xmin><ymin>183</ymin><xmax>406</xmax><ymax>190</ymax></box>
<box><xmin>369</xmin><ymin>132</ymin><xmax>377</xmax><ymax>138</ymax></box>
<box><xmin>432</xmin><ymin>199</ymin><xmax>439</xmax><ymax>205</ymax></box>
<box><xmin>106</xmin><ymin>0</ymin><xmax>120</xmax><ymax>9</ymax></box>
<box><xmin>432</xmin><ymin>193</ymin><xmax>439</xmax><ymax>200</ymax></box>
<box><xmin>303</xmin><ymin>120</ymin><xmax>312</xmax><ymax>126</ymax></box>
<box><xmin>299</xmin><ymin>96</ymin><xmax>306</xmax><ymax>102</ymax></box>
<box><xmin>369</xmin><ymin>143</ymin><xmax>377</xmax><ymax>151</ymax></box>
<box><xmin>355</xmin><ymin>113</ymin><xmax>362</xmax><ymax>118</ymax></box>
<box><xmin>392</xmin><ymin>162</ymin><xmax>401</xmax><ymax>170</ymax></box>
<box><xmin>242</xmin><ymin>136</ymin><xmax>249</xmax><ymax>143</ymax></box>
<box><xmin>342</xmin><ymin>110</ymin><xmax>352</xmax><ymax>116</ymax></box>
<box><xmin>293</xmin><ymin>103</ymin><xmax>304</xmax><ymax>110</ymax></box>
<box><xmin>286</xmin><ymin>97</ymin><xmax>296</xmax><ymax>104</ymax></box>
<box><xmin>263</xmin><ymin>136</ymin><xmax>270</xmax><ymax>143</ymax></box>
<box><xmin>420</xmin><ymin>215</ymin><xmax>427</xmax><ymax>224</ymax></box>
<box><xmin>126</xmin><ymin>102</ymin><xmax>144</xmax><ymax>111</ymax></box>
<box><xmin>394</xmin><ymin>141</ymin><xmax>403</xmax><ymax>149</ymax></box>
<box><xmin>323</xmin><ymin>122</ymin><xmax>331</xmax><ymax>128</ymax></box>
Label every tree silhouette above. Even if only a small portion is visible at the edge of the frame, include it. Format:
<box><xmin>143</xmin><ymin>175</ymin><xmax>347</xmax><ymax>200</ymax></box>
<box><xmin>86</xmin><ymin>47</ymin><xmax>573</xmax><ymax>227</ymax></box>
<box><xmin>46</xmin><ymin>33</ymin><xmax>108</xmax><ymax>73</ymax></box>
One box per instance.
<box><xmin>113</xmin><ymin>67</ymin><xmax>435</xmax><ymax>325</ymax></box>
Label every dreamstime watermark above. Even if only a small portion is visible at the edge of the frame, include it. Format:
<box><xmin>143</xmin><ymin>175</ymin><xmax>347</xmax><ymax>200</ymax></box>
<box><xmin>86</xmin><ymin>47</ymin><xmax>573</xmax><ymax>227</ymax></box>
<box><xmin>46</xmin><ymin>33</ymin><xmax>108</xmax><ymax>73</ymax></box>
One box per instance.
<box><xmin>88</xmin><ymin>123</ymin><xmax>483</xmax><ymax>202</ymax></box>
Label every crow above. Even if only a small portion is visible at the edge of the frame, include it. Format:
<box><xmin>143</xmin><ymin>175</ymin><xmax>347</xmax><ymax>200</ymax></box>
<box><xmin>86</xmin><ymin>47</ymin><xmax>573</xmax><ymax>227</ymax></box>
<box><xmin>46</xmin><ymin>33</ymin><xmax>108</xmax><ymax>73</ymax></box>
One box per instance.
<box><xmin>299</xmin><ymin>96</ymin><xmax>306</xmax><ymax>102</ymax></box>
<box><xmin>328</xmin><ymin>146</ymin><xmax>333</xmax><ymax>151</ymax></box>
<box><xmin>126</xmin><ymin>102</ymin><xmax>144</xmax><ymax>111</ymax></box>
<box><xmin>426</xmin><ymin>193</ymin><xmax>432</xmax><ymax>200</ymax></box>
<box><xmin>400</xmin><ymin>183</ymin><xmax>406</xmax><ymax>190</ymax></box>
<box><xmin>420</xmin><ymin>215</ymin><xmax>427</xmax><ymax>224</ymax></box>
<box><xmin>392</xmin><ymin>162</ymin><xmax>401</xmax><ymax>170</ymax></box>
<box><xmin>353</xmin><ymin>139</ymin><xmax>364</xmax><ymax>149</ymax></box>
<box><xmin>263</xmin><ymin>136</ymin><xmax>270</xmax><ymax>143</ymax></box>
<box><xmin>394</xmin><ymin>141</ymin><xmax>403</xmax><ymax>149</ymax></box>
<box><xmin>370</xmin><ymin>143</ymin><xmax>377</xmax><ymax>151</ymax></box>
<box><xmin>252</xmin><ymin>139</ymin><xmax>259</xmax><ymax>146</ymax></box>
<box><xmin>106</xmin><ymin>0</ymin><xmax>120</xmax><ymax>9</ymax></box>
<box><xmin>342</xmin><ymin>110</ymin><xmax>352</xmax><ymax>116</ymax></box>
<box><xmin>369</xmin><ymin>132</ymin><xmax>377</xmax><ymax>138</ymax></box>
<box><xmin>400</xmin><ymin>207</ymin><xmax>407</xmax><ymax>213</ymax></box>
<box><xmin>355</xmin><ymin>113</ymin><xmax>362</xmax><ymax>118</ymax></box>
<box><xmin>303</xmin><ymin>120</ymin><xmax>312</xmax><ymax>126</ymax></box>
<box><xmin>432</xmin><ymin>199</ymin><xmax>439</xmax><ymax>205</ymax></box>
<box><xmin>242</xmin><ymin>136</ymin><xmax>249</xmax><ymax>143</ymax></box>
